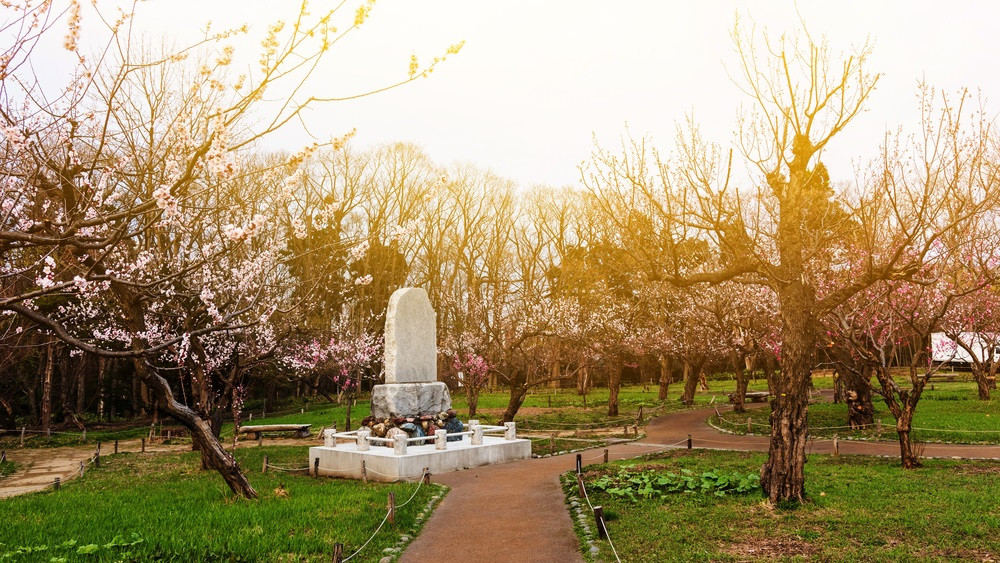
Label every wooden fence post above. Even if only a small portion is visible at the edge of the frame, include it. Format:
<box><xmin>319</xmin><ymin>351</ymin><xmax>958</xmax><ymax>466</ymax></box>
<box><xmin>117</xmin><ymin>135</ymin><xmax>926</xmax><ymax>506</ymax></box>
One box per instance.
<box><xmin>747</xmin><ymin>416</ymin><xmax>752</xmax><ymax>433</ymax></box>
<box><xmin>54</xmin><ymin>477</ymin><xmax>60</xmax><ymax>490</ymax></box>
<box><xmin>833</xmin><ymin>434</ymin><xmax>839</xmax><ymax>456</ymax></box>
<box><xmin>637</xmin><ymin>405</ymin><xmax>644</xmax><ymax>423</ymax></box>
<box><xmin>20</xmin><ymin>426</ymin><xmax>25</xmax><ymax>447</ymax></box>
<box><xmin>577</xmin><ymin>473</ymin><xmax>585</xmax><ymax>497</ymax></box>
<box><xmin>263</xmin><ymin>455</ymin><xmax>269</xmax><ymax>473</ymax></box>
<box><xmin>79</xmin><ymin>461</ymin><xmax>85</xmax><ymax>476</ymax></box>
<box><xmin>575</xmin><ymin>453</ymin><xmax>582</xmax><ymax>474</ymax></box>
<box><xmin>114</xmin><ymin>440</ymin><xmax>118</xmax><ymax>455</ymax></box>
<box><xmin>141</xmin><ymin>438</ymin><xmax>146</xmax><ymax>453</ymax></box>
<box><xmin>603</xmin><ymin>449</ymin><xmax>609</xmax><ymax>463</ymax></box>
<box><xmin>94</xmin><ymin>443</ymin><xmax>101</xmax><ymax>468</ymax></box>
<box><xmin>594</xmin><ymin>505</ymin><xmax>608</xmax><ymax>539</ymax></box>
<box><xmin>313</xmin><ymin>457</ymin><xmax>319</xmax><ymax>477</ymax></box>
<box><xmin>423</xmin><ymin>468</ymin><xmax>431</xmax><ymax>485</ymax></box>
<box><xmin>687</xmin><ymin>434</ymin><xmax>692</xmax><ymax>449</ymax></box>
<box><xmin>333</xmin><ymin>543</ymin><xmax>343</xmax><ymax>563</ymax></box>
<box><xmin>388</xmin><ymin>492</ymin><xmax>396</xmax><ymax>526</ymax></box>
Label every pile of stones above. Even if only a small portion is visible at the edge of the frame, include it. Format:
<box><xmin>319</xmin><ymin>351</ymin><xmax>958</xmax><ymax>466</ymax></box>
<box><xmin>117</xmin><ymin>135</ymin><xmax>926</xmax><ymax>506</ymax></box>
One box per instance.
<box><xmin>360</xmin><ymin>409</ymin><xmax>465</xmax><ymax>445</ymax></box>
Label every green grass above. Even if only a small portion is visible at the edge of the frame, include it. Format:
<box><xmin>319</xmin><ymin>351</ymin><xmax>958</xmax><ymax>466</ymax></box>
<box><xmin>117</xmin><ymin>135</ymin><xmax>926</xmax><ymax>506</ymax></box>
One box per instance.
<box><xmin>714</xmin><ymin>382</ymin><xmax>1000</xmax><ymax>444</ymax></box>
<box><xmin>0</xmin><ymin>446</ymin><xmax>443</xmax><ymax>562</ymax></box>
<box><xmin>569</xmin><ymin>449</ymin><xmax>1000</xmax><ymax>561</ymax></box>
<box><xmin>0</xmin><ymin>459</ymin><xmax>18</xmax><ymax>479</ymax></box>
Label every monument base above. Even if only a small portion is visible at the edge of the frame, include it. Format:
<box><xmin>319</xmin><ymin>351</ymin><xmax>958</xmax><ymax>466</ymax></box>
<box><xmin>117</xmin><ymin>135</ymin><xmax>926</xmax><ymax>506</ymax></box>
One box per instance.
<box><xmin>370</xmin><ymin>381</ymin><xmax>451</xmax><ymax>419</ymax></box>
<box><xmin>310</xmin><ymin>436</ymin><xmax>531</xmax><ymax>482</ymax></box>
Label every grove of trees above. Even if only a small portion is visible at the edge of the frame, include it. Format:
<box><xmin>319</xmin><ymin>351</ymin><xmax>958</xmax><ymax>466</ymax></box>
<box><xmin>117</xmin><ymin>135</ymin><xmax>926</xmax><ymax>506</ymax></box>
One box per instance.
<box><xmin>2</xmin><ymin>3</ymin><xmax>998</xmax><ymax>504</ymax></box>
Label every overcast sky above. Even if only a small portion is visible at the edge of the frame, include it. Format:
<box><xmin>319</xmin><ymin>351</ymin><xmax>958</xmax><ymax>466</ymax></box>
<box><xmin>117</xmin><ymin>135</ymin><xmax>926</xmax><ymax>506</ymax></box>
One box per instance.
<box><xmin>71</xmin><ymin>1</ymin><xmax>1000</xmax><ymax>188</ymax></box>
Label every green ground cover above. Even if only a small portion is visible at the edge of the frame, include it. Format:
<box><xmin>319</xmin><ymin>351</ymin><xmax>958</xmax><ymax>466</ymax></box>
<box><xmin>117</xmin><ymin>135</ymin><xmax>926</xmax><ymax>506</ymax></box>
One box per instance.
<box><xmin>569</xmin><ymin>449</ymin><xmax>1000</xmax><ymax>562</ymax></box>
<box><xmin>0</xmin><ymin>459</ymin><xmax>18</xmax><ymax>479</ymax></box>
<box><xmin>714</xmin><ymin>382</ymin><xmax>1000</xmax><ymax>444</ymax></box>
<box><xmin>0</xmin><ymin>446</ymin><xmax>443</xmax><ymax>562</ymax></box>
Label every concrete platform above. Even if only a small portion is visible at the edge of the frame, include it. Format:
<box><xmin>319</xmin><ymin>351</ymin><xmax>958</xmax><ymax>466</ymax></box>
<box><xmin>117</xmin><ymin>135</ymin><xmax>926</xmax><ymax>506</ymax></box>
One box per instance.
<box><xmin>310</xmin><ymin>435</ymin><xmax>532</xmax><ymax>482</ymax></box>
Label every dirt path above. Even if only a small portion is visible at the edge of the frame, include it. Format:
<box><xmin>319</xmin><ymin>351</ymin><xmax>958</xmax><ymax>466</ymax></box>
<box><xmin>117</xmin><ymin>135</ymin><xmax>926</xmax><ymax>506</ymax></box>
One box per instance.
<box><xmin>0</xmin><ymin>434</ymin><xmax>327</xmax><ymax>499</ymax></box>
<box><xmin>403</xmin><ymin>400</ymin><xmax>1000</xmax><ymax>563</ymax></box>
<box><xmin>0</xmin><ymin>439</ymin><xmax>190</xmax><ymax>499</ymax></box>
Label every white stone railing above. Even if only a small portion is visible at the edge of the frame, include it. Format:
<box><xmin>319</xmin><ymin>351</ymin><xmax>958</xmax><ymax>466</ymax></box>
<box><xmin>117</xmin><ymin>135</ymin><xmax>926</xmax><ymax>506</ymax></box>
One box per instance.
<box><xmin>322</xmin><ymin>422</ymin><xmax>518</xmax><ymax>455</ymax></box>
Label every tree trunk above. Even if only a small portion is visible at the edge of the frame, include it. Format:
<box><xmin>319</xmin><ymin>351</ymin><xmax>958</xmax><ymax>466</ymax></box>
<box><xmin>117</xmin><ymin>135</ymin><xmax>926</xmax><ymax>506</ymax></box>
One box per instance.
<box><xmin>466</xmin><ymin>384</ymin><xmax>480</xmax><ymax>417</ymax></box>
<box><xmin>841</xmin><ymin>365</ymin><xmax>874</xmax><ymax>428</ymax></box>
<box><xmin>974</xmin><ymin>371</ymin><xmax>992</xmax><ymax>401</ymax></box>
<box><xmin>501</xmin><ymin>385</ymin><xmax>528</xmax><ymax>423</ymax></box>
<box><xmin>607</xmin><ymin>360</ymin><xmax>623</xmax><ymax>417</ymax></box>
<box><xmin>679</xmin><ymin>358</ymin><xmax>703</xmax><ymax>406</ymax></box>
<box><xmin>832</xmin><ymin>369</ymin><xmax>844</xmax><ymax>404</ymax></box>
<box><xmin>577</xmin><ymin>365</ymin><xmax>588</xmax><ymax>395</ymax></box>
<box><xmin>897</xmin><ymin>410</ymin><xmax>921</xmax><ymax>469</ymax></box>
<box><xmin>41</xmin><ymin>343</ymin><xmax>54</xmax><ymax>435</ymax></box>
<box><xmin>760</xmin><ymin>280</ymin><xmax>815</xmax><ymax>504</ymax></box>
<box><xmin>97</xmin><ymin>357</ymin><xmax>106</xmax><ymax>420</ymax></box>
<box><xmin>134</xmin><ymin>357</ymin><xmax>257</xmax><ymax>498</ymax></box>
<box><xmin>658</xmin><ymin>355</ymin><xmax>670</xmax><ymax>401</ymax></box>
<box><xmin>76</xmin><ymin>355</ymin><xmax>86</xmax><ymax>415</ymax></box>
<box><xmin>732</xmin><ymin>351</ymin><xmax>749</xmax><ymax>414</ymax></box>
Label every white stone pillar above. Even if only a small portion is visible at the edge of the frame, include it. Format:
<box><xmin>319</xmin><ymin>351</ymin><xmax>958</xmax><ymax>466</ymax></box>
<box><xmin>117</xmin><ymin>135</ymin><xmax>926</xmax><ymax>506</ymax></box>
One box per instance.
<box><xmin>323</xmin><ymin>428</ymin><xmax>336</xmax><ymax>447</ymax></box>
<box><xmin>471</xmin><ymin>424</ymin><xmax>483</xmax><ymax>445</ymax></box>
<box><xmin>468</xmin><ymin>419</ymin><xmax>480</xmax><ymax>428</ymax></box>
<box><xmin>394</xmin><ymin>434</ymin><xmax>408</xmax><ymax>455</ymax></box>
<box><xmin>356</xmin><ymin>427</ymin><xmax>371</xmax><ymax>451</ymax></box>
<box><xmin>435</xmin><ymin>429</ymin><xmax>447</xmax><ymax>450</ymax></box>
<box><xmin>504</xmin><ymin>421</ymin><xmax>516</xmax><ymax>440</ymax></box>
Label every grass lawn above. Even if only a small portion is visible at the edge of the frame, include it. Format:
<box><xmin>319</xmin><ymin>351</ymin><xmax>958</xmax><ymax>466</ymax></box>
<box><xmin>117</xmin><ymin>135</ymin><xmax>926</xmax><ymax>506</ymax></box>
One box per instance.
<box><xmin>714</xmin><ymin>382</ymin><xmax>1000</xmax><ymax>444</ymax></box>
<box><xmin>0</xmin><ymin>446</ymin><xmax>443</xmax><ymax>562</ymax></box>
<box><xmin>569</xmin><ymin>449</ymin><xmax>1000</xmax><ymax>562</ymax></box>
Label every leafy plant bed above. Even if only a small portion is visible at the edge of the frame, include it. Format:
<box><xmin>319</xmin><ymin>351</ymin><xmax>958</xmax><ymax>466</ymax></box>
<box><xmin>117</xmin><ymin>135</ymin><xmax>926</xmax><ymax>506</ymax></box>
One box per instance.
<box><xmin>568</xmin><ymin>449</ymin><xmax>1000</xmax><ymax>561</ymax></box>
<box><xmin>714</xmin><ymin>384</ymin><xmax>1000</xmax><ymax>444</ymax></box>
<box><xmin>589</xmin><ymin>465</ymin><xmax>761</xmax><ymax>501</ymax></box>
<box><xmin>0</xmin><ymin>445</ymin><xmax>444</xmax><ymax>561</ymax></box>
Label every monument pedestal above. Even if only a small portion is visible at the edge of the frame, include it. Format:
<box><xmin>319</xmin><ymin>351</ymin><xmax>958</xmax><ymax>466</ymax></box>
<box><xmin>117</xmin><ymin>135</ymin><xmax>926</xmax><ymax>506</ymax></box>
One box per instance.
<box><xmin>370</xmin><ymin>382</ymin><xmax>451</xmax><ymax>419</ymax></box>
<box><xmin>310</xmin><ymin>435</ymin><xmax>532</xmax><ymax>482</ymax></box>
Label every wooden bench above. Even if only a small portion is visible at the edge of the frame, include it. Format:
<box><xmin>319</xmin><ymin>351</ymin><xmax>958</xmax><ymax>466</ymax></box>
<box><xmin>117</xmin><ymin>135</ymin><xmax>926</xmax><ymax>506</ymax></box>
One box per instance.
<box><xmin>238</xmin><ymin>424</ymin><xmax>312</xmax><ymax>439</ymax></box>
<box><xmin>729</xmin><ymin>391</ymin><xmax>770</xmax><ymax>404</ymax></box>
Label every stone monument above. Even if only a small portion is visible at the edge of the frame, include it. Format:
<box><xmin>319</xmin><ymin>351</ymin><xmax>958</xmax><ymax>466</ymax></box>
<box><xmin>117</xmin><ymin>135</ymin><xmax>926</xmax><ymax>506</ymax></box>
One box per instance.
<box><xmin>370</xmin><ymin>288</ymin><xmax>451</xmax><ymax>418</ymax></box>
<box><xmin>309</xmin><ymin>287</ymin><xmax>531</xmax><ymax>482</ymax></box>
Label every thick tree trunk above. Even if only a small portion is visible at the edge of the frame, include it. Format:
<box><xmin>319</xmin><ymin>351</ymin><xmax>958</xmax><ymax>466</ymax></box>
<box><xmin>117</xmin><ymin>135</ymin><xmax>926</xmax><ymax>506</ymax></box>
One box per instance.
<box><xmin>134</xmin><ymin>358</ymin><xmax>257</xmax><ymax>498</ymax></box>
<box><xmin>974</xmin><ymin>372</ymin><xmax>992</xmax><ymax>401</ymax></box>
<box><xmin>658</xmin><ymin>355</ymin><xmax>670</xmax><ymax>401</ymax></box>
<box><xmin>501</xmin><ymin>384</ymin><xmax>528</xmax><ymax>423</ymax></box>
<box><xmin>607</xmin><ymin>360</ymin><xmax>623</xmax><ymax>417</ymax></box>
<box><xmin>760</xmin><ymin>280</ymin><xmax>816</xmax><ymax>504</ymax></box>
<box><xmin>732</xmin><ymin>350</ymin><xmax>749</xmax><ymax>414</ymax></box>
<box><xmin>679</xmin><ymin>358</ymin><xmax>703</xmax><ymax>406</ymax></box>
<box><xmin>41</xmin><ymin>343</ymin><xmax>54</xmax><ymax>435</ymax></box>
<box><xmin>841</xmin><ymin>365</ymin><xmax>874</xmax><ymax>428</ymax></box>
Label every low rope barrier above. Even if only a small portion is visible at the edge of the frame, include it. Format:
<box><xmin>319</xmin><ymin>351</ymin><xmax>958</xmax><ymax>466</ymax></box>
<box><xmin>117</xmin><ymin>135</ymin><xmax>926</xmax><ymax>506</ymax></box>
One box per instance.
<box><xmin>341</xmin><ymin>468</ymin><xmax>429</xmax><ymax>562</ymax></box>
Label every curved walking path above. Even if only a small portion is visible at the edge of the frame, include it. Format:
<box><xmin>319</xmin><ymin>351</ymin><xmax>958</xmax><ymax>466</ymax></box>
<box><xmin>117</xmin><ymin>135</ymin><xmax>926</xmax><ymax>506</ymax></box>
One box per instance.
<box><xmin>402</xmin><ymin>402</ymin><xmax>1000</xmax><ymax>563</ymax></box>
<box><xmin>0</xmin><ymin>438</ymin><xmax>188</xmax><ymax>498</ymax></box>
